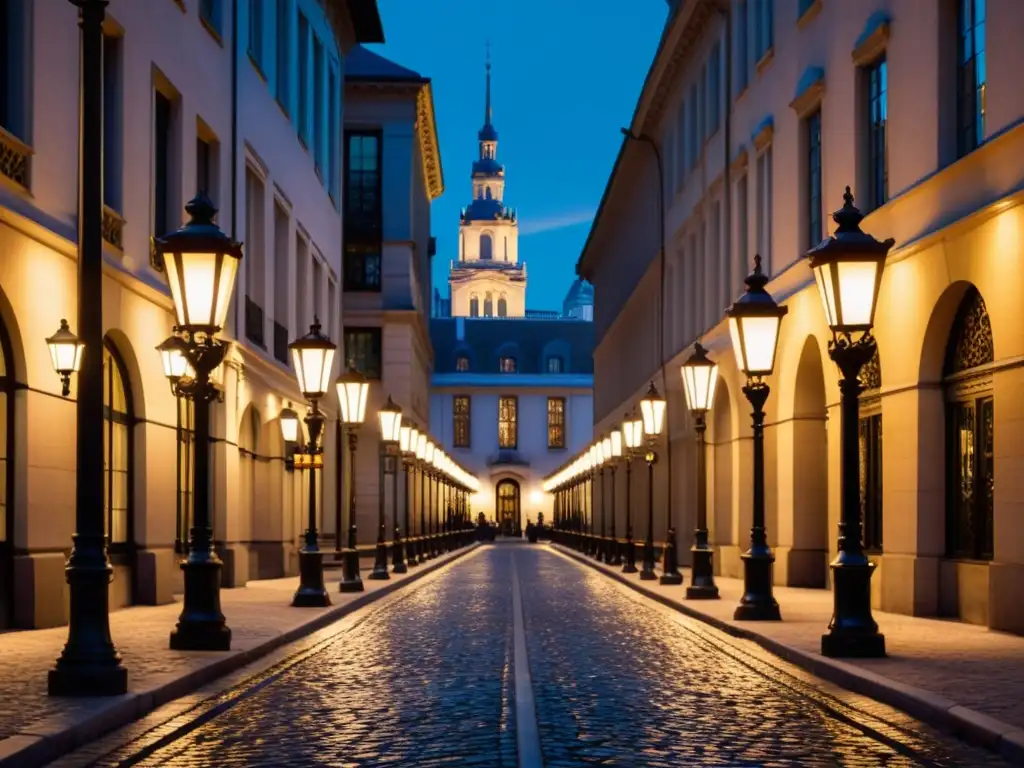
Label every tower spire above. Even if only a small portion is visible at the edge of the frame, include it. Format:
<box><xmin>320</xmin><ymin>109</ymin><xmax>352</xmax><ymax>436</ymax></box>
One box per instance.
<box><xmin>484</xmin><ymin>42</ymin><xmax>492</xmax><ymax>127</ymax></box>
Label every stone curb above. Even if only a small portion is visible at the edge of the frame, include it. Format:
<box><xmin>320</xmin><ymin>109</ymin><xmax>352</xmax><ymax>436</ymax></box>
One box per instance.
<box><xmin>552</xmin><ymin>544</ymin><xmax>1024</xmax><ymax>766</ymax></box>
<box><xmin>0</xmin><ymin>544</ymin><xmax>480</xmax><ymax>768</ymax></box>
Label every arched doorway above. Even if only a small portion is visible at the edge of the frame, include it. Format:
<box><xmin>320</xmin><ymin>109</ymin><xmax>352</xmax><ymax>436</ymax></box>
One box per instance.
<box><xmin>496</xmin><ymin>479</ymin><xmax>520</xmax><ymax>536</ymax></box>
<box><xmin>0</xmin><ymin>315</ymin><xmax>12</xmax><ymax>628</ymax></box>
<box><xmin>103</xmin><ymin>340</ymin><xmax>135</xmax><ymax>607</ymax></box>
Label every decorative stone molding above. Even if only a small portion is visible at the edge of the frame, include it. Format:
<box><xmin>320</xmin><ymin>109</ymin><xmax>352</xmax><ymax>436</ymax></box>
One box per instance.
<box><xmin>730</xmin><ymin>145</ymin><xmax>749</xmax><ymax>172</ymax></box>
<box><xmin>797</xmin><ymin>0</ymin><xmax>823</xmax><ymax>29</ymax></box>
<box><xmin>852</xmin><ymin>11</ymin><xmax>891</xmax><ymax>67</ymax></box>
<box><xmin>752</xmin><ymin>117</ymin><xmax>774</xmax><ymax>152</ymax></box>
<box><xmin>789</xmin><ymin>66</ymin><xmax>825</xmax><ymax>119</ymax></box>
<box><xmin>102</xmin><ymin>206</ymin><xmax>125</xmax><ymax>251</ymax></box>
<box><xmin>0</xmin><ymin>126</ymin><xmax>32</xmax><ymax>193</ymax></box>
<box><xmin>416</xmin><ymin>82</ymin><xmax>444</xmax><ymax>201</ymax></box>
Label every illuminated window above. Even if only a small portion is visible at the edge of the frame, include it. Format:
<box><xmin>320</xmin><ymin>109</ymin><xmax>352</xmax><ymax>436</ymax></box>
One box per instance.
<box><xmin>453</xmin><ymin>396</ymin><xmax>471</xmax><ymax>448</ymax></box>
<box><xmin>175</xmin><ymin>396</ymin><xmax>193</xmax><ymax>553</ymax></box>
<box><xmin>498</xmin><ymin>396</ymin><xmax>518</xmax><ymax>449</ymax></box>
<box><xmin>456</xmin><ymin>355</ymin><xmax>470</xmax><ymax>372</ymax></box>
<box><xmin>103</xmin><ymin>343</ymin><xmax>132</xmax><ymax>547</ymax></box>
<box><xmin>499</xmin><ymin>356</ymin><xmax>517</xmax><ymax>373</ymax></box>
<box><xmin>547</xmin><ymin>397</ymin><xmax>565</xmax><ymax>449</ymax></box>
<box><xmin>546</xmin><ymin>356</ymin><xmax>564</xmax><ymax>373</ymax></box>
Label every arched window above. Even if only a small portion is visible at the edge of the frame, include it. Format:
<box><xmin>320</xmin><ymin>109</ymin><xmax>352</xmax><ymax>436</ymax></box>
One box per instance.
<box><xmin>858</xmin><ymin>346</ymin><xmax>882</xmax><ymax>552</ymax></box>
<box><xmin>456</xmin><ymin>355</ymin><xmax>470</xmax><ymax>372</ymax></box>
<box><xmin>479</xmin><ymin>234</ymin><xmax>493</xmax><ymax>260</ymax></box>
<box><xmin>546</xmin><ymin>356</ymin><xmax>564</xmax><ymax>373</ymax></box>
<box><xmin>944</xmin><ymin>286</ymin><xmax>994</xmax><ymax>561</ymax></box>
<box><xmin>484</xmin><ymin>292</ymin><xmax>494</xmax><ymax>317</ymax></box>
<box><xmin>497</xmin><ymin>296</ymin><xmax>508</xmax><ymax>317</ymax></box>
<box><xmin>469</xmin><ymin>295</ymin><xmax>480</xmax><ymax>317</ymax></box>
<box><xmin>499</xmin><ymin>356</ymin><xmax>517</xmax><ymax>373</ymax></box>
<box><xmin>485</xmin><ymin>187</ymin><xmax>493</xmax><ymax>200</ymax></box>
<box><xmin>103</xmin><ymin>342</ymin><xmax>132</xmax><ymax>547</ymax></box>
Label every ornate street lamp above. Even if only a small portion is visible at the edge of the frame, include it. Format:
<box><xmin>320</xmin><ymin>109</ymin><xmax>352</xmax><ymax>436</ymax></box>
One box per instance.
<box><xmin>729</xmin><ymin>254</ymin><xmax>787</xmax><ymax>621</ymax></box>
<box><xmin>680</xmin><ymin>341</ymin><xmax>720</xmax><ymax>599</ymax></box>
<box><xmin>372</xmin><ymin>395</ymin><xmax>402</xmax><ymax>580</ymax></box>
<box><xmin>399</xmin><ymin>421</ymin><xmax>418</xmax><ymax>568</ymax></box>
<box><xmin>416</xmin><ymin>433</ymin><xmax>429</xmax><ymax>562</ymax></box>
<box><xmin>288</xmin><ymin>320</ymin><xmax>336</xmax><ymax>607</ymax></box>
<box><xmin>431</xmin><ymin>448</ymin><xmax>445</xmax><ymax>556</ymax></box>
<box><xmin>425</xmin><ymin>439</ymin><xmax>437</xmax><ymax>558</ymax></box>
<box><xmin>621</xmin><ymin>410</ymin><xmax>643</xmax><ymax>573</ymax></box>
<box><xmin>157</xmin><ymin>332</ymin><xmax>190</xmax><ymax>395</ymax></box>
<box><xmin>46</xmin><ymin>319</ymin><xmax>85</xmax><ymax>397</ymax></box>
<box><xmin>279</xmin><ymin>402</ymin><xmax>299</xmax><ymax>472</ymax></box>
<box><xmin>606</xmin><ymin>430</ymin><xmax>623</xmax><ymax>565</ymax></box>
<box><xmin>589</xmin><ymin>442</ymin><xmax>603</xmax><ymax>558</ymax></box>
<box><xmin>337</xmin><ymin>367</ymin><xmax>370</xmax><ymax>592</ymax></box>
<box><xmin>600</xmin><ymin>434</ymin><xmax>613</xmax><ymax>562</ymax></box>
<box><xmin>639</xmin><ymin>382</ymin><xmax>668</xmax><ymax>582</ymax></box>
<box><xmin>48</xmin><ymin>0</ymin><xmax>127</xmax><ymax>696</ymax></box>
<box><xmin>152</xmin><ymin>193</ymin><xmax>243</xmax><ymax>651</ymax></box>
<box><xmin>808</xmin><ymin>187</ymin><xmax>893</xmax><ymax>658</ymax></box>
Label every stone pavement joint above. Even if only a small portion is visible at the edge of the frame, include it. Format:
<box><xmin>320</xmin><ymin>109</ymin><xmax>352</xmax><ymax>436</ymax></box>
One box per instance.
<box><xmin>0</xmin><ymin>544</ymin><xmax>479</xmax><ymax>768</ymax></box>
<box><xmin>553</xmin><ymin>542</ymin><xmax>1024</xmax><ymax>766</ymax></box>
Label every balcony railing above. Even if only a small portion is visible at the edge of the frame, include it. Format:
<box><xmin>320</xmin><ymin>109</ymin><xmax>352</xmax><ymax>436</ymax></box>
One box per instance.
<box><xmin>245</xmin><ymin>295</ymin><xmax>265</xmax><ymax>348</ymax></box>
<box><xmin>273</xmin><ymin>320</ymin><xmax>289</xmax><ymax>365</ymax></box>
<box><xmin>0</xmin><ymin>126</ymin><xmax>32</xmax><ymax>192</ymax></box>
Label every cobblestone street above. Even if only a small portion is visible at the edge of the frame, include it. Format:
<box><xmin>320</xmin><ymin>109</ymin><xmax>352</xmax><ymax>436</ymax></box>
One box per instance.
<box><xmin>54</xmin><ymin>545</ymin><xmax>1008</xmax><ymax>767</ymax></box>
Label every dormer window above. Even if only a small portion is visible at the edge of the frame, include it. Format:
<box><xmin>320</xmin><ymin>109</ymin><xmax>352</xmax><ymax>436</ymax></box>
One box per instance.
<box><xmin>546</xmin><ymin>356</ymin><xmax>564</xmax><ymax>373</ymax></box>
<box><xmin>499</xmin><ymin>356</ymin><xmax>517</xmax><ymax>373</ymax></box>
<box><xmin>456</xmin><ymin>355</ymin><xmax>470</xmax><ymax>372</ymax></box>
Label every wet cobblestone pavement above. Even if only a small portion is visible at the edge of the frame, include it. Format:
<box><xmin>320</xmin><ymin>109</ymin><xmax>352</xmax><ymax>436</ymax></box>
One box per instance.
<box><xmin>56</xmin><ymin>545</ymin><xmax>1008</xmax><ymax>767</ymax></box>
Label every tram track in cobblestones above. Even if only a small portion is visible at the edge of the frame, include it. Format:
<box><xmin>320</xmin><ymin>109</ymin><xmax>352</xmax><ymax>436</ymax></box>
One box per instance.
<box><xmin>54</xmin><ymin>544</ymin><xmax>1008</xmax><ymax>768</ymax></box>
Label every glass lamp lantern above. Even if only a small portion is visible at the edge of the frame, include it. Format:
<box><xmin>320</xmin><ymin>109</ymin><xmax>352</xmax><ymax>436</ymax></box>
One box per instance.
<box><xmin>336</xmin><ymin>367</ymin><xmax>370</xmax><ymax>426</ymax></box>
<box><xmin>807</xmin><ymin>187</ymin><xmax>896</xmax><ymax>335</ymax></box>
<box><xmin>727</xmin><ymin>255</ymin><xmax>788</xmax><ymax>379</ymax></box>
<box><xmin>377</xmin><ymin>395</ymin><xmax>403</xmax><ymax>444</ymax></box>
<box><xmin>640</xmin><ymin>381</ymin><xmax>667</xmax><ymax>437</ymax></box>
<box><xmin>154</xmin><ymin>193</ymin><xmax>243</xmax><ymax>335</ymax></box>
<box><xmin>47</xmin><ymin>319</ymin><xmax>85</xmax><ymax>396</ymax></box>
<box><xmin>279</xmin><ymin>403</ymin><xmax>300</xmax><ymax>443</ymax></box>
<box><xmin>425</xmin><ymin>440</ymin><xmax>436</xmax><ymax>465</ymax></box>
<box><xmin>609</xmin><ymin>429</ymin><xmax>623</xmax><ymax>459</ymax></box>
<box><xmin>622</xmin><ymin>411</ymin><xmax>644</xmax><ymax>451</ymax></box>
<box><xmin>601</xmin><ymin>434</ymin><xmax>612</xmax><ymax>462</ymax></box>
<box><xmin>680</xmin><ymin>342</ymin><xmax>719</xmax><ymax>414</ymax></box>
<box><xmin>415</xmin><ymin>433</ymin><xmax>427</xmax><ymax>461</ymax></box>
<box><xmin>400</xmin><ymin>421</ymin><xmax>417</xmax><ymax>455</ymax></box>
<box><xmin>289</xmin><ymin>320</ymin><xmax>336</xmax><ymax>401</ymax></box>
<box><xmin>156</xmin><ymin>332</ymin><xmax>190</xmax><ymax>388</ymax></box>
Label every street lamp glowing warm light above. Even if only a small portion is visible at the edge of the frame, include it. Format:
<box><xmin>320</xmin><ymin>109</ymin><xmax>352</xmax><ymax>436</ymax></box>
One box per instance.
<box><xmin>155</xmin><ymin>193</ymin><xmax>243</xmax><ymax>334</ymax></box>
<box><xmin>401</xmin><ymin>422</ymin><xmax>417</xmax><ymax>454</ymax></box>
<box><xmin>156</xmin><ymin>333</ymin><xmax>189</xmax><ymax>385</ymax></box>
<box><xmin>530</xmin><ymin>490</ymin><xmax>542</xmax><ymax>505</ymax></box>
<box><xmin>622</xmin><ymin>411</ymin><xmax>643</xmax><ymax>450</ymax></box>
<box><xmin>289</xmin><ymin>320</ymin><xmax>336</xmax><ymax>400</ymax></box>
<box><xmin>727</xmin><ymin>254</ymin><xmax>788</xmax><ymax>378</ymax></box>
<box><xmin>377</xmin><ymin>395</ymin><xmax>403</xmax><ymax>444</ymax></box>
<box><xmin>807</xmin><ymin>187</ymin><xmax>895</xmax><ymax>334</ymax></box>
<box><xmin>680</xmin><ymin>342</ymin><xmax>719</xmax><ymax>414</ymax></box>
<box><xmin>425</xmin><ymin>440</ymin><xmax>436</xmax><ymax>464</ymax></box>
<box><xmin>609</xmin><ymin>429</ymin><xmax>623</xmax><ymax>458</ymax></box>
<box><xmin>640</xmin><ymin>381</ymin><xmax>667</xmax><ymax>437</ymax></box>
<box><xmin>416</xmin><ymin>433</ymin><xmax>427</xmax><ymax>460</ymax></box>
<box><xmin>46</xmin><ymin>319</ymin><xmax>85</xmax><ymax>397</ymax></box>
<box><xmin>279</xmin><ymin>403</ymin><xmax>300</xmax><ymax>443</ymax></box>
<box><xmin>336</xmin><ymin>367</ymin><xmax>370</xmax><ymax>425</ymax></box>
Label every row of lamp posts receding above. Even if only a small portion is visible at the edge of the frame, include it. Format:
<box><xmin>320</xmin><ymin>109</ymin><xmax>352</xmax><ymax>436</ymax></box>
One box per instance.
<box><xmin>43</xmin><ymin>191</ymin><xmax>480</xmax><ymax>691</ymax></box>
<box><xmin>546</xmin><ymin>186</ymin><xmax>892</xmax><ymax>659</ymax></box>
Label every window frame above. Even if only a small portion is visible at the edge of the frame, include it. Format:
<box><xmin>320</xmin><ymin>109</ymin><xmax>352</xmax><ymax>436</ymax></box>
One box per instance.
<box><xmin>499</xmin><ymin>356</ymin><xmax>517</xmax><ymax>374</ymax></box>
<box><xmin>864</xmin><ymin>55</ymin><xmax>888</xmax><ymax>210</ymax></box>
<box><xmin>248</xmin><ymin>0</ymin><xmax>264</xmax><ymax>72</ymax></box>
<box><xmin>344</xmin><ymin>326</ymin><xmax>383</xmax><ymax>380</ymax></box>
<box><xmin>453</xmin><ymin>395</ymin><xmax>471</xmax><ymax>448</ymax></box>
<box><xmin>956</xmin><ymin>0</ymin><xmax>986</xmax><ymax>159</ymax></box>
<box><xmin>274</xmin><ymin>0</ymin><xmax>290</xmax><ymax>113</ymax></box>
<box><xmin>546</xmin><ymin>356</ymin><xmax>564</xmax><ymax>374</ymax></box>
<box><xmin>547</xmin><ymin>396</ymin><xmax>566</xmax><ymax>450</ymax></box>
<box><xmin>102</xmin><ymin>341</ymin><xmax>133</xmax><ymax>557</ymax></box>
<box><xmin>805</xmin><ymin>109</ymin><xmax>822</xmax><ymax>249</ymax></box>
<box><xmin>343</xmin><ymin>129</ymin><xmax>383</xmax><ymax>292</ymax></box>
<box><xmin>455</xmin><ymin>355</ymin><xmax>470</xmax><ymax>372</ymax></box>
<box><xmin>498</xmin><ymin>395</ymin><xmax>518</xmax><ymax>450</ymax></box>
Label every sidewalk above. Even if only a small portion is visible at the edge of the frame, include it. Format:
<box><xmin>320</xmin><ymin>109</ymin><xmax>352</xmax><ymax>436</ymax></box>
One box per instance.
<box><xmin>0</xmin><ymin>546</ymin><xmax>477</xmax><ymax>767</ymax></box>
<box><xmin>554</xmin><ymin>544</ymin><xmax>1024</xmax><ymax>765</ymax></box>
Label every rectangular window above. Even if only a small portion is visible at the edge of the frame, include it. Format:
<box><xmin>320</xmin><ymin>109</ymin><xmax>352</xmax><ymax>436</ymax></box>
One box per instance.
<box><xmin>313</xmin><ymin>36</ymin><xmax>324</xmax><ymax>175</ymax></box>
<box><xmin>153</xmin><ymin>90</ymin><xmax>174</xmax><ymax>239</ymax></box>
<box><xmin>196</xmin><ymin>133</ymin><xmax>217</xmax><ymax>204</ymax></box>
<box><xmin>546</xmin><ymin>356</ymin><xmax>563</xmax><ymax>373</ymax></box>
<box><xmin>947</xmin><ymin>396</ymin><xmax>994</xmax><ymax>560</ymax></box>
<box><xmin>956</xmin><ymin>0</ymin><xmax>986</xmax><ymax>158</ymax></box>
<box><xmin>499</xmin><ymin>356</ymin><xmax>517</xmax><ymax>373</ymax></box>
<box><xmin>453</xmin><ymin>395</ymin><xmax>471</xmax><ymax>448</ymax></box>
<box><xmin>199</xmin><ymin>0</ymin><xmax>220</xmax><ymax>35</ymax></box>
<box><xmin>312</xmin><ymin>255</ymin><xmax>323</xmax><ymax>321</ymax></box>
<box><xmin>806</xmin><ymin>110</ymin><xmax>822</xmax><ymax>248</ymax></box>
<box><xmin>244</xmin><ymin>167</ymin><xmax>266</xmax><ymax>348</ymax></box>
<box><xmin>735</xmin><ymin>0</ymin><xmax>749</xmax><ymax>93</ymax></box>
<box><xmin>798</xmin><ymin>0</ymin><xmax>814</xmax><ymax>16</ymax></box>
<box><xmin>328</xmin><ymin>63</ymin><xmax>339</xmax><ymax>202</ymax></box>
<box><xmin>736</xmin><ymin>172</ymin><xmax>748</xmax><ymax>294</ymax></box>
<box><xmin>675</xmin><ymin>100</ymin><xmax>686</xmax><ymax>189</ymax></box>
<box><xmin>498</xmin><ymin>396</ymin><xmax>518</xmax><ymax>449</ymax></box>
<box><xmin>711</xmin><ymin>199</ymin><xmax>722</xmax><ymax>313</ymax></box>
<box><xmin>296</xmin><ymin>232</ymin><xmax>309</xmax><ymax>329</ymax></box>
<box><xmin>344</xmin><ymin>327</ymin><xmax>382</xmax><ymax>379</ymax></box>
<box><xmin>297</xmin><ymin>11</ymin><xmax>310</xmax><ymax>146</ymax></box>
<box><xmin>688</xmin><ymin>84</ymin><xmax>698</xmax><ymax>168</ymax></box>
<box><xmin>865</xmin><ymin>57</ymin><xmax>888</xmax><ymax>210</ymax></box>
<box><xmin>698</xmin><ymin>64</ymin><xmax>707</xmax><ymax>143</ymax></box>
<box><xmin>275</xmin><ymin>0</ymin><xmax>289</xmax><ymax>112</ymax></box>
<box><xmin>859</xmin><ymin>413</ymin><xmax>883</xmax><ymax>552</ymax></box>
<box><xmin>755</xmin><ymin>0</ymin><xmax>774</xmax><ymax>61</ymax></box>
<box><xmin>327</xmin><ymin>278</ymin><xmax>336</xmax><ymax>339</ymax></box>
<box><xmin>102</xmin><ymin>31</ymin><xmax>122</xmax><ymax>212</ymax></box>
<box><xmin>547</xmin><ymin>397</ymin><xmax>565</xmax><ymax>449</ymax></box>
<box><xmin>272</xmin><ymin>201</ymin><xmax>290</xmax><ymax>364</ymax></box>
<box><xmin>344</xmin><ymin>130</ymin><xmax>383</xmax><ymax>291</ymax></box>
<box><xmin>756</xmin><ymin>145</ymin><xmax>773</xmax><ymax>274</ymax></box>
<box><xmin>708</xmin><ymin>42</ymin><xmax>721</xmax><ymax>134</ymax></box>
<box><xmin>249</xmin><ymin>0</ymin><xmax>264</xmax><ymax>70</ymax></box>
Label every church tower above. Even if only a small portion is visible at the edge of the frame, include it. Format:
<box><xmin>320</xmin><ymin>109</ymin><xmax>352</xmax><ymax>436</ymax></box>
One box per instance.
<box><xmin>448</xmin><ymin>52</ymin><xmax>526</xmax><ymax>318</ymax></box>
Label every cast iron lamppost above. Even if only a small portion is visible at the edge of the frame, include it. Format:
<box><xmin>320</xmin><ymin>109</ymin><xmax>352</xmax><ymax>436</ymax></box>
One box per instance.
<box><xmin>729</xmin><ymin>255</ymin><xmax>787</xmax><ymax>621</ymax></box>
<box><xmin>337</xmin><ymin>368</ymin><xmax>370</xmax><ymax>592</ymax></box>
<box><xmin>47</xmin><ymin>320</ymin><xmax>85</xmax><ymax>397</ymax></box>
<box><xmin>288</xmin><ymin>320</ymin><xmax>336</xmax><ymax>607</ymax></box>
<box><xmin>399</xmin><ymin>421</ymin><xmax>418</xmax><ymax>568</ymax></box>
<box><xmin>590</xmin><ymin>442</ymin><xmax>603</xmax><ymax>559</ymax></box>
<box><xmin>599</xmin><ymin>435</ymin><xmax>612</xmax><ymax>562</ymax></box>
<box><xmin>48</xmin><ymin>0</ymin><xmax>128</xmax><ymax>696</ymax></box>
<box><xmin>621</xmin><ymin>410</ymin><xmax>643</xmax><ymax>573</ymax></box>
<box><xmin>278</xmin><ymin>403</ymin><xmax>299</xmax><ymax>472</ymax></box>
<box><xmin>371</xmin><ymin>396</ymin><xmax>401</xmax><ymax>580</ymax></box>
<box><xmin>639</xmin><ymin>382</ymin><xmax>668</xmax><ymax>581</ymax></box>
<box><xmin>154</xmin><ymin>193</ymin><xmax>243</xmax><ymax>651</ymax></box>
<box><xmin>432</xmin><ymin>449</ymin><xmax>445</xmax><ymax>555</ymax></box>
<box><xmin>808</xmin><ymin>187</ymin><xmax>892</xmax><ymax>658</ymax></box>
<box><xmin>584</xmin><ymin>450</ymin><xmax>594</xmax><ymax>553</ymax></box>
<box><xmin>416</xmin><ymin>433</ymin><xmax>429</xmax><ymax>562</ymax></box>
<box><xmin>680</xmin><ymin>341</ymin><xmax>721</xmax><ymax>599</ymax></box>
<box><xmin>424</xmin><ymin>439</ymin><xmax>436</xmax><ymax>558</ymax></box>
<box><xmin>606</xmin><ymin>430</ymin><xmax>623</xmax><ymax>565</ymax></box>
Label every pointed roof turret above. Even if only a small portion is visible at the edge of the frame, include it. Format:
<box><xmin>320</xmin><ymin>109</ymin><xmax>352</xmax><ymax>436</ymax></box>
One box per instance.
<box><xmin>478</xmin><ymin>45</ymin><xmax>498</xmax><ymax>142</ymax></box>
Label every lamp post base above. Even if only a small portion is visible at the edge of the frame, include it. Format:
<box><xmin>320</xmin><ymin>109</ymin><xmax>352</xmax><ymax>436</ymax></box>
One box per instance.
<box><xmin>686</xmin><ymin>545</ymin><xmax>719</xmax><ymax>599</ymax></box>
<box><xmin>821</xmin><ymin>561</ymin><xmax>885</xmax><ymax>657</ymax></box>
<box><xmin>392</xmin><ymin>533</ymin><xmax>408</xmax><ymax>574</ymax></box>
<box><xmin>340</xmin><ymin>544</ymin><xmax>364</xmax><ymax>593</ymax></box>
<box><xmin>608</xmin><ymin>538</ymin><xmax>621</xmax><ymax>566</ymax></box>
<box><xmin>48</xmin><ymin>662</ymin><xmax>128</xmax><ymax>697</ymax></box>
<box><xmin>640</xmin><ymin>539</ymin><xmax>657</xmax><ymax>581</ymax></box>
<box><xmin>419</xmin><ymin>538</ymin><xmax>430</xmax><ymax>563</ymax></box>
<box><xmin>170</xmin><ymin>557</ymin><xmax>231</xmax><ymax>650</ymax></box>
<box><xmin>292</xmin><ymin>549</ymin><xmax>331</xmax><ymax>607</ymax></box>
<box><xmin>406</xmin><ymin>538</ymin><xmax>419</xmax><ymax>565</ymax></box>
<box><xmin>733</xmin><ymin>550</ymin><xmax>780</xmax><ymax>621</ymax></box>
<box><xmin>369</xmin><ymin>542</ymin><xmax>390</xmax><ymax>580</ymax></box>
<box><xmin>659</xmin><ymin>529</ymin><xmax>683</xmax><ymax>585</ymax></box>
<box><xmin>622</xmin><ymin>538</ymin><xmax>637</xmax><ymax>573</ymax></box>
<box><xmin>595</xmin><ymin>537</ymin><xmax>605</xmax><ymax>562</ymax></box>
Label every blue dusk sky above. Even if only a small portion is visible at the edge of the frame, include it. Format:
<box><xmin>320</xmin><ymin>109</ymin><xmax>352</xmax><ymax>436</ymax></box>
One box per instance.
<box><xmin>368</xmin><ymin>2</ymin><xmax>667</xmax><ymax>312</ymax></box>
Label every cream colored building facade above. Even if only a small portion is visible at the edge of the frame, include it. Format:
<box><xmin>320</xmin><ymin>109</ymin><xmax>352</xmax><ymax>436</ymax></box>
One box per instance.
<box><xmin>579</xmin><ymin>0</ymin><xmax>1024</xmax><ymax>633</ymax></box>
<box><xmin>0</xmin><ymin>0</ymin><xmax>382</xmax><ymax>629</ymax></box>
<box><xmin>340</xmin><ymin>45</ymin><xmax>443</xmax><ymax>544</ymax></box>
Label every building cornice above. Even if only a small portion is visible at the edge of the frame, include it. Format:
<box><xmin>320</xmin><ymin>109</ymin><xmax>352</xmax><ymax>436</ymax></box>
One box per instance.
<box><xmin>416</xmin><ymin>82</ymin><xmax>445</xmax><ymax>201</ymax></box>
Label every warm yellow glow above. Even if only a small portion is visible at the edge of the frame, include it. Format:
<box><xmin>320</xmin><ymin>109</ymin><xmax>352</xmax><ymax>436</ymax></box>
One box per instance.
<box><xmin>529</xmin><ymin>489</ymin><xmax>542</xmax><ymax>505</ymax></box>
<box><xmin>640</xmin><ymin>394</ymin><xmax>666</xmax><ymax>437</ymax></box>
<box><xmin>46</xmin><ymin>320</ymin><xmax>84</xmax><ymax>375</ymax></box>
<box><xmin>425</xmin><ymin>440</ymin><xmax>436</xmax><ymax>463</ymax></box>
<box><xmin>163</xmin><ymin>250</ymin><xmax>238</xmax><ymax>331</ymax></box>
<box><xmin>279</xmin><ymin>407</ymin><xmax>299</xmax><ymax>443</ymax></box>
<box><xmin>401</xmin><ymin>424</ymin><xmax>415</xmax><ymax>453</ymax></box>
<box><xmin>814</xmin><ymin>259</ymin><xmax>880</xmax><ymax>330</ymax></box>
<box><xmin>730</xmin><ymin>315</ymin><xmax>782</xmax><ymax>377</ymax></box>
<box><xmin>415</xmin><ymin>433</ymin><xmax>427</xmax><ymax>460</ymax></box>
<box><xmin>609</xmin><ymin>429</ymin><xmax>623</xmax><ymax>458</ymax></box>
<box><xmin>622</xmin><ymin>416</ymin><xmax>643</xmax><ymax>449</ymax></box>
<box><xmin>681</xmin><ymin>362</ymin><xmax>718</xmax><ymax>413</ymax></box>
<box><xmin>377</xmin><ymin>397</ymin><xmax>403</xmax><ymax>443</ymax></box>
<box><xmin>336</xmin><ymin>374</ymin><xmax>370</xmax><ymax>425</ymax></box>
